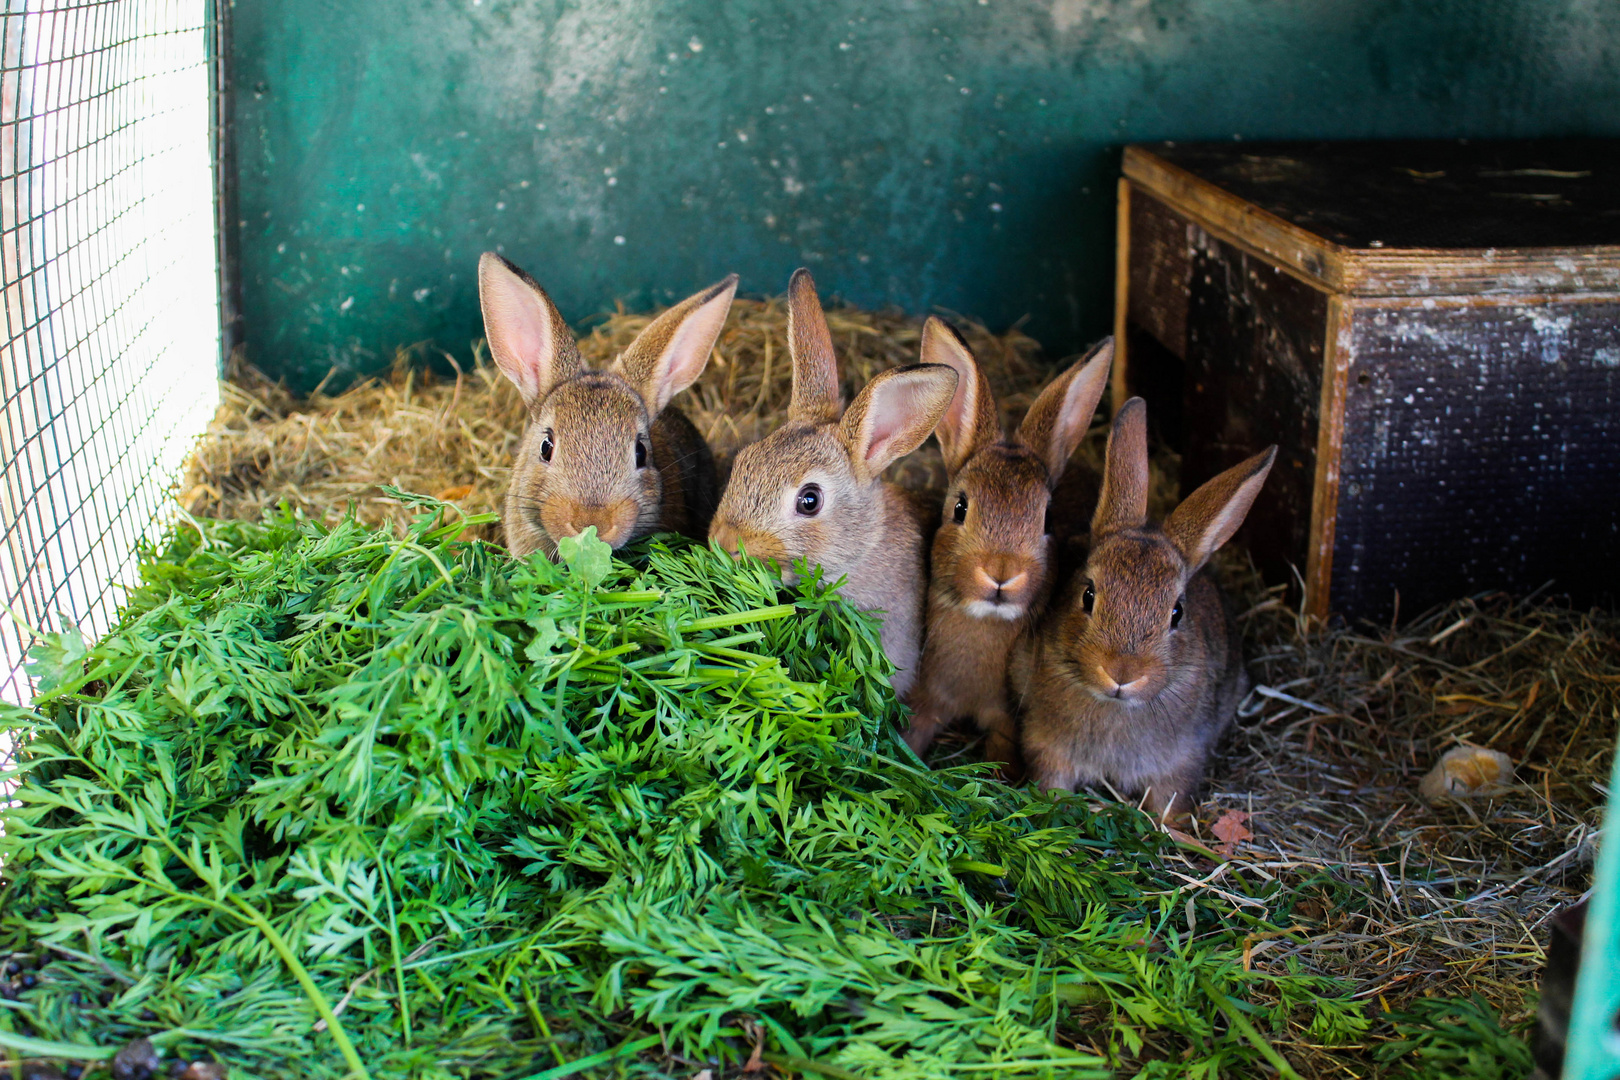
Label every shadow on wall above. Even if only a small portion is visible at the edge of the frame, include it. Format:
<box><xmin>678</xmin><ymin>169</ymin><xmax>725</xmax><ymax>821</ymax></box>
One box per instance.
<box><xmin>231</xmin><ymin>0</ymin><xmax>1620</xmax><ymax>391</ymax></box>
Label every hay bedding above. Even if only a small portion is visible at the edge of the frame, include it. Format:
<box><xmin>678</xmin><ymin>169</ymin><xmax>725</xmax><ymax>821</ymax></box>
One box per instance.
<box><xmin>172</xmin><ymin>299</ymin><xmax>1613</xmax><ymax>1072</ymax></box>
<box><xmin>182</xmin><ymin>299</ymin><xmax>1049</xmax><ymax>537</ymax></box>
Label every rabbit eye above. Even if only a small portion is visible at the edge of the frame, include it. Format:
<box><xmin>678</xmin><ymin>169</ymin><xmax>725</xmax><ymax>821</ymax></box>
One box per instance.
<box><xmin>1081</xmin><ymin>582</ymin><xmax>1095</xmax><ymax>614</ymax></box>
<box><xmin>1170</xmin><ymin>598</ymin><xmax>1184</xmax><ymax>629</ymax></box>
<box><xmin>953</xmin><ymin>493</ymin><xmax>968</xmax><ymax>524</ymax></box>
<box><xmin>634</xmin><ymin>436</ymin><xmax>648</xmax><ymax>469</ymax></box>
<box><xmin>795</xmin><ymin>483</ymin><xmax>823</xmax><ymax>517</ymax></box>
<box><xmin>539</xmin><ymin>431</ymin><xmax>554</xmax><ymax>463</ymax></box>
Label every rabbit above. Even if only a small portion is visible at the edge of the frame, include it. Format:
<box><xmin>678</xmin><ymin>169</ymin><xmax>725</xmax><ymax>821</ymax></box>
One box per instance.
<box><xmin>708</xmin><ymin>268</ymin><xmax>959</xmax><ymax>697</ymax></box>
<box><xmin>900</xmin><ymin>331</ymin><xmax>1114</xmax><ymax>775</ymax></box>
<box><xmin>479</xmin><ymin>252</ymin><xmax>734</xmax><ymax>558</ymax></box>
<box><xmin>1013</xmin><ymin>396</ymin><xmax>1276</xmax><ymax>824</ymax></box>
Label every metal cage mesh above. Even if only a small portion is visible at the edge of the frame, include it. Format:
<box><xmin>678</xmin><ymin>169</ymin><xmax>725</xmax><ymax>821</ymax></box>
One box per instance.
<box><xmin>0</xmin><ymin>0</ymin><xmax>221</xmax><ymax>707</ymax></box>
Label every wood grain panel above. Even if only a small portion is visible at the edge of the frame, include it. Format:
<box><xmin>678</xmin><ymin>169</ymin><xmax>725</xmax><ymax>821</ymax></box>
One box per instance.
<box><xmin>1126</xmin><ymin>183</ymin><xmax>1194</xmax><ymax>358</ymax></box>
<box><xmin>1330</xmin><ymin>295</ymin><xmax>1620</xmax><ymax>618</ymax></box>
<box><xmin>1125</xmin><ymin>144</ymin><xmax>1620</xmax><ymax>298</ymax></box>
<box><xmin>1181</xmin><ymin>226</ymin><xmax>1331</xmax><ymax>601</ymax></box>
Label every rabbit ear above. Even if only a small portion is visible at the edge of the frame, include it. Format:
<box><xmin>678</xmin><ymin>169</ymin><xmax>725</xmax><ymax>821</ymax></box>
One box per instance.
<box><xmin>786</xmin><ymin>268</ymin><xmax>842</xmax><ymax>424</ymax></box>
<box><xmin>1163</xmin><ymin>446</ymin><xmax>1278</xmax><ymax>572</ymax></box>
<box><xmin>613</xmin><ymin>274</ymin><xmax>738</xmax><ymax>414</ymax></box>
<box><xmin>479</xmin><ymin>252</ymin><xmax>582</xmax><ymax>410</ymax></box>
<box><xmin>838</xmin><ymin>363</ymin><xmax>959</xmax><ymax>485</ymax></box>
<box><xmin>922</xmin><ymin>316</ymin><xmax>1000</xmax><ymax>475</ymax></box>
<box><xmin>1017</xmin><ymin>337</ymin><xmax>1112</xmax><ymax>488</ymax></box>
<box><xmin>1091</xmin><ymin>396</ymin><xmax>1150</xmax><ymax>536</ymax></box>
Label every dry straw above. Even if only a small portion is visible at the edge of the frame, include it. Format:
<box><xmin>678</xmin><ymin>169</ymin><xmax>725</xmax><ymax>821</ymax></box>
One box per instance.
<box><xmin>184</xmin><ymin>296</ymin><xmax>1615</xmax><ymax>1070</ymax></box>
<box><xmin>182</xmin><ymin>298</ymin><xmax>1046</xmax><ymax>536</ymax></box>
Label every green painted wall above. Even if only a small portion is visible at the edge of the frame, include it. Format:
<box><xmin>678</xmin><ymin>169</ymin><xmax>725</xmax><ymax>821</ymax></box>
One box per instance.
<box><xmin>233</xmin><ymin>0</ymin><xmax>1620</xmax><ymax>390</ymax></box>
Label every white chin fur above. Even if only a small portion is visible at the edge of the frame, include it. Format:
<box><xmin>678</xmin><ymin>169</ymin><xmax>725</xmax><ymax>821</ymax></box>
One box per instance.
<box><xmin>964</xmin><ymin>599</ymin><xmax>1024</xmax><ymax>621</ymax></box>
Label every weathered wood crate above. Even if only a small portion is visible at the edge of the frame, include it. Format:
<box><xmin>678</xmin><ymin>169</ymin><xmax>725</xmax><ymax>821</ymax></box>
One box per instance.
<box><xmin>1114</xmin><ymin>139</ymin><xmax>1620</xmax><ymax>620</ymax></box>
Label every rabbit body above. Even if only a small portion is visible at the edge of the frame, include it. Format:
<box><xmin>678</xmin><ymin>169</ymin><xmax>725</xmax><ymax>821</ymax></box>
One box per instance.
<box><xmin>479</xmin><ymin>252</ymin><xmax>734</xmax><ymax>558</ymax></box>
<box><xmin>710</xmin><ymin>269</ymin><xmax>959</xmax><ymax>697</ymax></box>
<box><xmin>910</xmin><ymin>541</ymin><xmax>1051</xmax><ymax>767</ymax></box>
<box><xmin>721</xmin><ymin>425</ymin><xmax>935</xmax><ymax>690</ymax></box>
<box><xmin>1015</xmin><ymin>397</ymin><xmax>1275</xmax><ymax>821</ymax></box>
<box><xmin>1015</xmin><ymin>563</ymin><xmax>1246</xmax><ymax>820</ymax></box>
<box><xmin>903</xmin><ymin>333</ymin><xmax>1114</xmax><ymax>773</ymax></box>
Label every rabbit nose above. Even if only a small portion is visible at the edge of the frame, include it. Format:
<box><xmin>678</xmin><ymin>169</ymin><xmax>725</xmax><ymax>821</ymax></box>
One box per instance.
<box><xmin>563</xmin><ymin>500</ymin><xmax>636</xmax><ymax>548</ymax></box>
<box><xmin>1096</xmin><ymin>662</ymin><xmax>1149</xmax><ymax>699</ymax></box>
<box><xmin>710</xmin><ymin>519</ymin><xmax>742</xmax><ymax>556</ymax></box>
<box><xmin>709</xmin><ymin>523</ymin><xmax>785</xmax><ymax>565</ymax></box>
<box><xmin>973</xmin><ymin>564</ymin><xmax>1028</xmax><ymax>599</ymax></box>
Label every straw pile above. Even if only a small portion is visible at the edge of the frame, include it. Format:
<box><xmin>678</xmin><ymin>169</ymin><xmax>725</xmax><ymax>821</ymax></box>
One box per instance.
<box><xmin>182</xmin><ymin>299</ymin><xmax>1047</xmax><ymax>539</ymax></box>
<box><xmin>1217</xmin><ymin>580</ymin><xmax>1614</xmax><ymax>1071</ymax></box>
<box><xmin>182</xmin><ymin>298</ymin><xmax>1617</xmax><ymax>1075</ymax></box>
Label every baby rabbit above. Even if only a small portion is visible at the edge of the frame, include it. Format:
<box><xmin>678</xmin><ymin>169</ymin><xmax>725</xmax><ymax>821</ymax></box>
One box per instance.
<box><xmin>709</xmin><ymin>268</ymin><xmax>959</xmax><ymax>696</ymax></box>
<box><xmin>479</xmin><ymin>252</ymin><xmax>735</xmax><ymax>558</ymax></box>
<box><xmin>902</xmin><ymin>331</ymin><xmax>1114</xmax><ymax>773</ymax></box>
<box><xmin>1014</xmin><ymin>397</ymin><xmax>1276</xmax><ymax>824</ymax></box>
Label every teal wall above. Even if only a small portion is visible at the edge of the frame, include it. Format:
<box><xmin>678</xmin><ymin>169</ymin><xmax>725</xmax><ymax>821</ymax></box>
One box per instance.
<box><xmin>233</xmin><ymin>0</ymin><xmax>1620</xmax><ymax>390</ymax></box>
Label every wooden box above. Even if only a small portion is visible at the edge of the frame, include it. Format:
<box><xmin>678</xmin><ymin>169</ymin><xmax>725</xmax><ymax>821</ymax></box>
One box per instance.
<box><xmin>1114</xmin><ymin>139</ymin><xmax>1620</xmax><ymax>620</ymax></box>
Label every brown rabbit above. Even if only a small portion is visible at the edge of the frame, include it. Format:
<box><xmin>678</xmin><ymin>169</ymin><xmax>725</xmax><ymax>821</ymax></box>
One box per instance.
<box><xmin>479</xmin><ymin>253</ymin><xmax>734</xmax><ymax>558</ymax></box>
<box><xmin>1014</xmin><ymin>397</ymin><xmax>1276</xmax><ymax>823</ymax></box>
<box><xmin>709</xmin><ymin>268</ymin><xmax>959</xmax><ymax>697</ymax></box>
<box><xmin>902</xmin><ymin>330</ymin><xmax>1114</xmax><ymax>774</ymax></box>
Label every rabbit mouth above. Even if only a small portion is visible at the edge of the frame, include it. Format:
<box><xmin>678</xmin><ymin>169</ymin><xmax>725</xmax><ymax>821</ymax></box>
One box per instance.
<box><xmin>549</xmin><ymin>496</ymin><xmax>641</xmax><ymax>549</ymax></box>
<box><xmin>1085</xmin><ymin>664</ymin><xmax>1155</xmax><ymax>705</ymax></box>
<box><xmin>960</xmin><ymin>565</ymin><xmax>1030</xmax><ymax>618</ymax></box>
<box><xmin>1086</xmin><ymin>685</ymin><xmax>1146</xmax><ymax>706</ymax></box>
<box><xmin>964</xmin><ymin>598</ymin><xmax>1025</xmax><ymax>621</ymax></box>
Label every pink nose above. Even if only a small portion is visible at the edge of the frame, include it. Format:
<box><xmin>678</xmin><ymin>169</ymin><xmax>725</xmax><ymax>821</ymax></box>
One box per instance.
<box><xmin>1095</xmin><ymin>663</ymin><xmax>1149</xmax><ymax>699</ymax></box>
<box><xmin>710</xmin><ymin>519</ymin><xmax>742</xmax><ymax>556</ymax></box>
<box><xmin>559</xmin><ymin>500</ymin><xmax>637</xmax><ymax>547</ymax></box>
<box><xmin>973</xmin><ymin>565</ymin><xmax>1028</xmax><ymax>601</ymax></box>
<box><xmin>709</xmin><ymin>519</ymin><xmax>785</xmax><ymax>563</ymax></box>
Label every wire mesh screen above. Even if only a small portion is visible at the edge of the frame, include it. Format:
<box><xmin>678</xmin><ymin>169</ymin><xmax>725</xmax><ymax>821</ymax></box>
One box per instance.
<box><xmin>0</xmin><ymin>0</ymin><xmax>222</xmax><ymax>707</ymax></box>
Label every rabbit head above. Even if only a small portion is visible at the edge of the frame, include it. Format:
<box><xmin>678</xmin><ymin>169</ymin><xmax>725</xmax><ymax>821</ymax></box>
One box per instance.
<box><xmin>1057</xmin><ymin>397</ymin><xmax>1276</xmax><ymax>706</ymax></box>
<box><xmin>925</xmin><ymin>330</ymin><xmax>1113</xmax><ymax>621</ymax></box>
<box><xmin>480</xmin><ymin>252</ymin><xmax>735</xmax><ymax>556</ymax></box>
<box><xmin>709</xmin><ymin>268</ymin><xmax>958</xmax><ymax>583</ymax></box>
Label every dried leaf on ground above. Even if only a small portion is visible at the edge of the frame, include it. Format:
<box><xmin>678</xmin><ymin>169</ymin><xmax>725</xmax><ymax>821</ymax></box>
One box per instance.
<box><xmin>1211</xmin><ymin>809</ymin><xmax>1253</xmax><ymax>856</ymax></box>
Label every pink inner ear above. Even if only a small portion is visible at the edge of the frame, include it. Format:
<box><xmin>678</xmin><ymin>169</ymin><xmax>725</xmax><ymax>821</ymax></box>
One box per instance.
<box><xmin>865</xmin><ymin>430</ymin><xmax>902</xmax><ymax>464</ymax></box>
<box><xmin>921</xmin><ymin>320</ymin><xmax>974</xmax><ymax>440</ymax></box>
<box><xmin>941</xmin><ymin>365</ymin><xmax>976</xmax><ymax>453</ymax></box>
<box><xmin>1052</xmin><ymin>388</ymin><xmax>1088</xmax><ymax>458</ymax></box>
<box><xmin>1053</xmin><ymin>346</ymin><xmax>1111</xmax><ymax>455</ymax></box>
<box><xmin>482</xmin><ymin>268</ymin><xmax>555</xmax><ymax>404</ymax></box>
<box><xmin>652</xmin><ymin>289</ymin><xmax>732</xmax><ymax>410</ymax></box>
<box><xmin>860</xmin><ymin>375</ymin><xmax>939</xmax><ymax>467</ymax></box>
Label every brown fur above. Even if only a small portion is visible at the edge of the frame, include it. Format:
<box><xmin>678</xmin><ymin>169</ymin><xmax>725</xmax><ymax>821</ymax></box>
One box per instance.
<box><xmin>903</xmin><ymin>331</ymin><xmax>1113</xmax><ymax>774</ymax></box>
<box><xmin>1013</xmin><ymin>397</ymin><xmax>1276</xmax><ymax>822</ymax></box>
<box><xmin>710</xmin><ymin>269</ymin><xmax>958</xmax><ymax>696</ymax></box>
<box><xmin>480</xmin><ymin>253</ymin><xmax>731</xmax><ymax>557</ymax></box>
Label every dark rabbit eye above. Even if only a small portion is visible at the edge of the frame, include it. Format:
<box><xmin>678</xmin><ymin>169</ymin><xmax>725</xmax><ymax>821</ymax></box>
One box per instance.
<box><xmin>953</xmin><ymin>493</ymin><xmax>968</xmax><ymax>524</ymax></box>
<box><xmin>539</xmin><ymin>430</ymin><xmax>554</xmax><ymax>463</ymax></box>
<box><xmin>1082</xmin><ymin>582</ymin><xmax>1095</xmax><ymax>614</ymax></box>
<box><xmin>1170</xmin><ymin>598</ymin><xmax>1184</xmax><ymax>629</ymax></box>
<box><xmin>796</xmin><ymin>483</ymin><xmax>823</xmax><ymax>516</ymax></box>
<box><xmin>635</xmin><ymin>436</ymin><xmax>648</xmax><ymax>469</ymax></box>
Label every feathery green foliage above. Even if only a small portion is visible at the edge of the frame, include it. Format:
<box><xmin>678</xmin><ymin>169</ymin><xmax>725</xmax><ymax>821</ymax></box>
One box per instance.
<box><xmin>1</xmin><ymin>498</ymin><xmax>1368</xmax><ymax>1077</ymax></box>
<box><xmin>1374</xmin><ymin>993</ymin><xmax>1536</xmax><ymax>1080</ymax></box>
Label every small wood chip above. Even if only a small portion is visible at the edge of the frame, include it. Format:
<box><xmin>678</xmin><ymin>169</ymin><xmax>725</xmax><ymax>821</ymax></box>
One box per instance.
<box><xmin>1418</xmin><ymin>746</ymin><xmax>1517</xmax><ymax>803</ymax></box>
